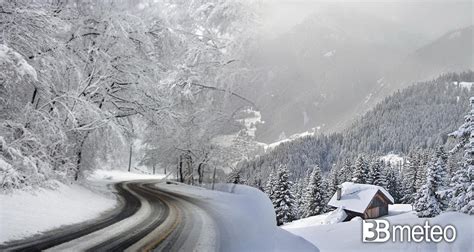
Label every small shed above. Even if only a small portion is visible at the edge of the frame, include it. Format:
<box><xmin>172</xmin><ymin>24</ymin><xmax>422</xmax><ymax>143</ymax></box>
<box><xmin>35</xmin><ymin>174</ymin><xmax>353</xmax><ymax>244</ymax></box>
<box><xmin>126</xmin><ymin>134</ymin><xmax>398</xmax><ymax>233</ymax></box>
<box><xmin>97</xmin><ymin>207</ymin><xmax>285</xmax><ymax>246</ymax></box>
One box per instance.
<box><xmin>327</xmin><ymin>182</ymin><xmax>394</xmax><ymax>221</ymax></box>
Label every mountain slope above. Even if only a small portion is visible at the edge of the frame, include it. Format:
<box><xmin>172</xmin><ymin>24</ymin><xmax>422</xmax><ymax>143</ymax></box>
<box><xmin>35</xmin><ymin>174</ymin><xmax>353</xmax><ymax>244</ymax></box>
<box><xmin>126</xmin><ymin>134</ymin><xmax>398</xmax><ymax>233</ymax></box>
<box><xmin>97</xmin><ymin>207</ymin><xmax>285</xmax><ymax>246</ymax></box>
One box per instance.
<box><xmin>247</xmin><ymin>21</ymin><xmax>473</xmax><ymax>141</ymax></box>
<box><xmin>356</xmin><ymin>26</ymin><xmax>474</xmax><ymax>124</ymax></box>
<box><xmin>238</xmin><ymin>71</ymin><xmax>474</xmax><ymax>185</ymax></box>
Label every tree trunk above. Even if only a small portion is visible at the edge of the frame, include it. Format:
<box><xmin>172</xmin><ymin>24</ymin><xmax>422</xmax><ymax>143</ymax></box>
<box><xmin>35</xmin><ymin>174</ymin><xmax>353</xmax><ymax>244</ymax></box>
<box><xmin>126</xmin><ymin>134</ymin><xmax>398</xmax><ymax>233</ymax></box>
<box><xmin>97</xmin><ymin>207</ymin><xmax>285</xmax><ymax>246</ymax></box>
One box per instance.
<box><xmin>178</xmin><ymin>155</ymin><xmax>184</xmax><ymax>183</ymax></box>
<box><xmin>211</xmin><ymin>167</ymin><xmax>217</xmax><ymax>190</ymax></box>
<box><xmin>75</xmin><ymin>148</ymin><xmax>82</xmax><ymax>181</ymax></box>
<box><xmin>31</xmin><ymin>87</ymin><xmax>37</xmax><ymax>104</ymax></box>
<box><xmin>197</xmin><ymin>163</ymin><xmax>204</xmax><ymax>184</ymax></box>
<box><xmin>128</xmin><ymin>144</ymin><xmax>132</xmax><ymax>172</ymax></box>
<box><xmin>153</xmin><ymin>163</ymin><xmax>156</xmax><ymax>175</ymax></box>
<box><xmin>74</xmin><ymin>132</ymin><xmax>89</xmax><ymax>181</ymax></box>
<box><xmin>187</xmin><ymin>156</ymin><xmax>194</xmax><ymax>185</ymax></box>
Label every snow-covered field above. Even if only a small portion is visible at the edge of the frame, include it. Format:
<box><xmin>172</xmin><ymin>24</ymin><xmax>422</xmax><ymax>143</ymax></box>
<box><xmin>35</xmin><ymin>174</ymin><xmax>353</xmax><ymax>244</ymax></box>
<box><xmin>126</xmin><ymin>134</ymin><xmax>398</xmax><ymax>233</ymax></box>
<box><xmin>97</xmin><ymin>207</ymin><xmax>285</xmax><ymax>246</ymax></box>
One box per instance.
<box><xmin>0</xmin><ymin>170</ymin><xmax>165</xmax><ymax>244</ymax></box>
<box><xmin>283</xmin><ymin>204</ymin><xmax>473</xmax><ymax>252</ymax></box>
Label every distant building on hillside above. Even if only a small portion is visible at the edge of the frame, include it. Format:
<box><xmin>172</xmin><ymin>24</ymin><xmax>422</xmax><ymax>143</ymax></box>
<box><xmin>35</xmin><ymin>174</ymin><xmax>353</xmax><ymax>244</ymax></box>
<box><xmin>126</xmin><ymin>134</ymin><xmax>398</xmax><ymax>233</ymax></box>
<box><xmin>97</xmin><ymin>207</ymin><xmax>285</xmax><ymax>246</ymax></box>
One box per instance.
<box><xmin>328</xmin><ymin>182</ymin><xmax>394</xmax><ymax>221</ymax></box>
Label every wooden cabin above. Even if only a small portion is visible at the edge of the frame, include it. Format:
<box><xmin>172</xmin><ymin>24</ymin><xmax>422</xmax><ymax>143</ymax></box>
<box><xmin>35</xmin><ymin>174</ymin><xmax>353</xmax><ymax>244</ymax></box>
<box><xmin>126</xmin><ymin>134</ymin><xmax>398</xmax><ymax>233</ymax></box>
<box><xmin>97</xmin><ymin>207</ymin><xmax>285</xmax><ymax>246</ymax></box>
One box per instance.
<box><xmin>327</xmin><ymin>182</ymin><xmax>394</xmax><ymax>221</ymax></box>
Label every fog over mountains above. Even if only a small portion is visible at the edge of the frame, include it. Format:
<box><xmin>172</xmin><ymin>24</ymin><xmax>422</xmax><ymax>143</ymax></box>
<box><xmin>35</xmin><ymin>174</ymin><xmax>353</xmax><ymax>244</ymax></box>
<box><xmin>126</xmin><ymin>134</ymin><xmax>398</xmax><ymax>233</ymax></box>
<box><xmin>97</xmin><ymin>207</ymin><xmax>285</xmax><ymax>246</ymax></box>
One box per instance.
<box><xmin>243</xmin><ymin>1</ymin><xmax>473</xmax><ymax>143</ymax></box>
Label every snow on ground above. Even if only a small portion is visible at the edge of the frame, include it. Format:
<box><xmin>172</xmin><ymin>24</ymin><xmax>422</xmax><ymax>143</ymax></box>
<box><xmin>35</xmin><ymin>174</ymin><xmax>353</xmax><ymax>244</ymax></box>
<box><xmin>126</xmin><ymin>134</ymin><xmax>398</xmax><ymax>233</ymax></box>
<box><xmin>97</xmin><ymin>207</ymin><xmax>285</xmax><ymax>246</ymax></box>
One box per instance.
<box><xmin>283</xmin><ymin>204</ymin><xmax>473</xmax><ymax>252</ymax></box>
<box><xmin>264</xmin><ymin>128</ymin><xmax>319</xmax><ymax>151</ymax></box>
<box><xmin>453</xmin><ymin>81</ymin><xmax>474</xmax><ymax>91</ymax></box>
<box><xmin>380</xmin><ymin>153</ymin><xmax>405</xmax><ymax>167</ymax></box>
<box><xmin>0</xmin><ymin>182</ymin><xmax>116</xmax><ymax>243</ymax></box>
<box><xmin>156</xmin><ymin>183</ymin><xmax>318</xmax><ymax>251</ymax></box>
<box><xmin>0</xmin><ymin>169</ymin><xmax>165</xmax><ymax>244</ymax></box>
<box><xmin>87</xmin><ymin>169</ymin><xmax>166</xmax><ymax>182</ymax></box>
<box><xmin>284</xmin><ymin>213</ymin><xmax>332</xmax><ymax>229</ymax></box>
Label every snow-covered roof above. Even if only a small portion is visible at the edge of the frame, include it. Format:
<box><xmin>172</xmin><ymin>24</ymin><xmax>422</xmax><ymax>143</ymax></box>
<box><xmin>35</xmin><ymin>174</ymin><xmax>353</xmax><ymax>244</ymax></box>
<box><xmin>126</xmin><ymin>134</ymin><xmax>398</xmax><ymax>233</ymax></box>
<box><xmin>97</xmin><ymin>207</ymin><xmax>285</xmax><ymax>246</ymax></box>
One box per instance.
<box><xmin>328</xmin><ymin>182</ymin><xmax>394</xmax><ymax>213</ymax></box>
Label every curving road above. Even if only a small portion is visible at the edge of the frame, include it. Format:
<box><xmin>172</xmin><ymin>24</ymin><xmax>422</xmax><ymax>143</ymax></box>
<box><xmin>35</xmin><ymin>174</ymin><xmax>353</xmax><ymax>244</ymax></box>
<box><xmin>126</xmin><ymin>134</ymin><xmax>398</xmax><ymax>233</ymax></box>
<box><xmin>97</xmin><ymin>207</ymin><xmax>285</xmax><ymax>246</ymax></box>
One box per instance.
<box><xmin>0</xmin><ymin>181</ymin><xmax>218</xmax><ymax>252</ymax></box>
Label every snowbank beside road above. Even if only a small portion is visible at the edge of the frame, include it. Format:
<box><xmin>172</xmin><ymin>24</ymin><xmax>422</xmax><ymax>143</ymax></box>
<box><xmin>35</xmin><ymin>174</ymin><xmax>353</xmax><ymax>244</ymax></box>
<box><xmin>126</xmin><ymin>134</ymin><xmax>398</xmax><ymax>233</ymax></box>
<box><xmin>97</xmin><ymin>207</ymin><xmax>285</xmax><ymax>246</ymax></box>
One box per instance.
<box><xmin>156</xmin><ymin>183</ymin><xmax>318</xmax><ymax>251</ymax></box>
<box><xmin>0</xmin><ymin>169</ymin><xmax>165</xmax><ymax>244</ymax></box>
<box><xmin>0</xmin><ymin>182</ymin><xmax>116</xmax><ymax>243</ymax></box>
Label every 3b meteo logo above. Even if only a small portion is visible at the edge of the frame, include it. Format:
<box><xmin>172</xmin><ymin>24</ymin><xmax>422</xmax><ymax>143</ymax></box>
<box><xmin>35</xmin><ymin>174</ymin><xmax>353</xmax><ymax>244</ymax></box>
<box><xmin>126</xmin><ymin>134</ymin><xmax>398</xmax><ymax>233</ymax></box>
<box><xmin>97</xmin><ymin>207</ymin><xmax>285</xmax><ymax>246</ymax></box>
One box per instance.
<box><xmin>362</xmin><ymin>220</ymin><xmax>457</xmax><ymax>243</ymax></box>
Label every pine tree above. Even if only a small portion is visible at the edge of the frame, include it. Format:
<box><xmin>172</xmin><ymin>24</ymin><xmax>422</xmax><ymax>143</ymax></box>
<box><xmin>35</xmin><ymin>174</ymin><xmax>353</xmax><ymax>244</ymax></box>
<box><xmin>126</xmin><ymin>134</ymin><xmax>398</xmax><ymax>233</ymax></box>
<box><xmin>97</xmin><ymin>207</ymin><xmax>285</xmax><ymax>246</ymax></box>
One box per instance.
<box><xmin>302</xmin><ymin>165</ymin><xmax>324</xmax><ymax>217</ymax></box>
<box><xmin>273</xmin><ymin>165</ymin><xmax>296</xmax><ymax>225</ymax></box>
<box><xmin>446</xmin><ymin>154</ymin><xmax>459</xmax><ymax>178</ymax></box>
<box><xmin>415</xmin><ymin>150</ymin><xmax>430</xmax><ymax>190</ymax></box>
<box><xmin>434</xmin><ymin>146</ymin><xmax>448</xmax><ymax>189</ymax></box>
<box><xmin>327</xmin><ymin>167</ymin><xmax>340</xmax><ymax>199</ymax></box>
<box><xmin>385</xmin><ymin>165</ymin><xmax>401</xmax><ymax>203</ymax></box>
<box><xmin>320</xmin><ymin>176</ymin><xmax>331</xmax><ymax>213</ymax></box>
<box><xmin>447</xmin><ymin>97</ymin><xmax>474</xmax><ymax>214</ymax></box>
<box><xmin>292</xmin><ymin>178</ymin><xmax>305</xmax><ymax>219</ymax></box>
<box><xmin>352</xmin><ymin>155</ymin><xmax>369</xmax><ymax>184</ymax></box>
<box><xmin>368</xmin><ymin>159</ymin><xmax>386</xmax><ymax>186</ymax></box>
<box><xmin>401</xmin><ymin>151</ymin><xmax>421</xmax><ymax>204</ymax></box>
<box><xmin>338</xmin><ymin>159</ymin><xmax>353</xmax><ymax>182</ymax></box>
<box><xmin>265</xmin><ymin>168</ymin><xmax>277</xmax><ymax>203</ymax></box>
<box><xmin>414</xmin><ymin>158</ymin><xmax>443</xmax><ymax>217</ymax></box>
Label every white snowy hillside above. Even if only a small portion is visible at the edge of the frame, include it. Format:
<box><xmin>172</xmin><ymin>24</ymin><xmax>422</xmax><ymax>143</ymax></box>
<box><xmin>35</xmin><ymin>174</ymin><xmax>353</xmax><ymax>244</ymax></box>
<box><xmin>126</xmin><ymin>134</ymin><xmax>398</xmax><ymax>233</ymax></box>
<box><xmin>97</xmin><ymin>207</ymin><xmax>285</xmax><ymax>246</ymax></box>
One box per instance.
<box><xmin>284</xmin><ymin>205</ymin><xmax>473</xmax><ymax>252</ymax></box>
<box><xmin>264</xmin><ymin>127</ymin><xmax>322</xmax><ymax>151</ymax></box>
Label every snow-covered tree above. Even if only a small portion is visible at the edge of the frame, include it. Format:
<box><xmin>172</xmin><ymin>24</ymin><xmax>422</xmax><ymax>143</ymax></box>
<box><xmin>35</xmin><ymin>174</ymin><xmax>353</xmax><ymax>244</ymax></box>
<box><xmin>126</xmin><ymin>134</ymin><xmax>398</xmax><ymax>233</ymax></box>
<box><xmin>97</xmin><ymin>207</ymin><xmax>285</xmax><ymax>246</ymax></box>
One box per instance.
<box><xmin>385</xmin><ymin>165</ymin><xmax>402</xmax><ymax>203</ymax></box>
<box><xmin>447</xmin><ymin>97</ymin><xmax>474</xmax><ymax>214</ymax></box>
<box><xmin>368</xmin><ymin>159</ymin><xmax>386</xmax><ymax>186</ymax></box>
<box><xmin>301</xmin><ymin>165</ymin><xmax>324</xmax><ymax>217</ymax></box>
<box><xmin>265</xmin><ymin>167</ymin><xmax>277</xmax><ymax>199</ymax></box>
<box><xmin>434</xmin><ymin>146</ymin><xmax>448</xmax><ymax>188</ymax></box>
<box><xmin>320</xmin><ymin>176</ymin><xmax>331</xmax><ymax>213</ymax></box>
<box><xmin>273</xmin><ymin>165</ymin><xmax>295</xmax><ymax>225</ymax></box>
<box><xmin>352</xmin><ymin>155</ymin><xmax>369</xmax><ymax>184</ymax></box>
<box><xmin>401</xmin><ymin>150</ymin><xmax>424</xmax><ymax>204</ymax></box>
<box><xmin>327</xmin><ymin>167</ymin><xmax>340</xmax><ymax>199</ymax></box>
<box><xmin>414</xmin><ymin>158</ymin><xmax>443</xmax><ymax>217</ymax></box>
<box><xmin>338</xmin><ymin>159</ymin><xmax>353</xmax><ymax>183</ymax></box>
<box><xmin>227</xmin><ymin>168</ymin><xmax>244</xmax><ymax>184</ymax></box>
<box><xmin>291</xmin><ymin>177</ymin><xmax>305</xmax><ymax>219</ymax></box>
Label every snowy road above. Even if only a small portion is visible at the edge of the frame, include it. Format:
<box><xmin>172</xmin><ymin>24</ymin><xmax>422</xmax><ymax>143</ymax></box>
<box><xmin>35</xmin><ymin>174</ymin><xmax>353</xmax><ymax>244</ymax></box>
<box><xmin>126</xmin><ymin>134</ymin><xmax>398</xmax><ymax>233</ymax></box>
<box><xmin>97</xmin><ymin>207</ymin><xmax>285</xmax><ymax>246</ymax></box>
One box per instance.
<box><xmin>0</xmin><ymin>181</ymin><xmax>217</xmax><ymax>251</ymax></box>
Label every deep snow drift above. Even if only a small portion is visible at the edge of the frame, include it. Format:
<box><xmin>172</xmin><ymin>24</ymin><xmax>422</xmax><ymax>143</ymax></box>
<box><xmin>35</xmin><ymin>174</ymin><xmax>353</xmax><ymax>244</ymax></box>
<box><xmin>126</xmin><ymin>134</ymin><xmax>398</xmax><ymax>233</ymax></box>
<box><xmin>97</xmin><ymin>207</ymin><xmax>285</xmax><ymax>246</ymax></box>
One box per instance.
<box><xmin>283</xmin><ymin>204</ymin><xmax>473</xmax><ymax>252</ymax></box>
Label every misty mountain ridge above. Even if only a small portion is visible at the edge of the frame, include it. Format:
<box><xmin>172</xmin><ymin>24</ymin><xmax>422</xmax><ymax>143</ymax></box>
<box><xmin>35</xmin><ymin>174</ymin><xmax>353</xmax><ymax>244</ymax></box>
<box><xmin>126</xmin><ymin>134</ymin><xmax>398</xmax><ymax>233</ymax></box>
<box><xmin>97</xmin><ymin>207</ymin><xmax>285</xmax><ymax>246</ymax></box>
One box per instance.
<box><xmin>247</xmin><ymin>6</ymin><xmax>473</xmax><ymax>143</ymax></box>
<box><xmin>238</xmin><ymin>71</ymin><xmax>474</xmax><ymax>185</ymax></box>
<box><xmin>355</xmin><ymin>25</ymin><xmax>474</xmax><ymax>125</ymax></box>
